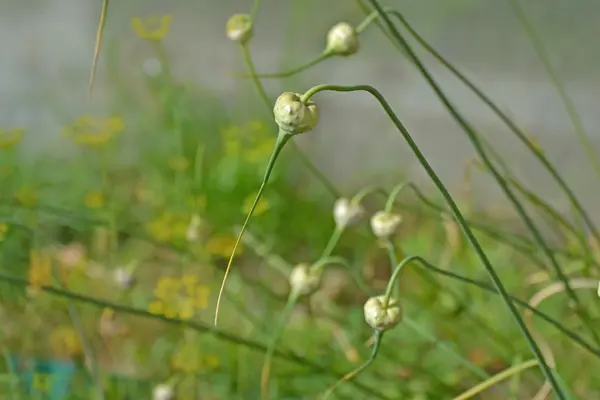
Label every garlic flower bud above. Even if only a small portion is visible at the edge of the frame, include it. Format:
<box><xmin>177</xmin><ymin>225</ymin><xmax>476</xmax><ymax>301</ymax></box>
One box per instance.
<box><xmin>363</xmin><ymin>295</ymin><xmax>402</xmax><ymax>331</ymax></box>
<box><xmin>273</xmin><ymin>92</ymin><xmax>319</xmax><ymax>135</ymax></box>
<box><xmin>289</xmin><ymin>263</ymin><xmax>321</xmax><ymax>296</ymax></box>
<box><xmin>326</xmin><ymin>22</ymin><xmax>359</xmax><ymax>56</ymax></box>
<box><xmin>370</xmin><ymin>211</ymin><xmax>402</xmax><ymax>239</ymax></box>
<box><xmin>113</xmin><ymin>267</ymin><xmax>136</xmax><ymax>289</ymax></box>
<box><xmin>333</xmin><ymin>198</ymin><xmax>364</xmax><ymax>229</ymax></box>
<box><xmin>152</xmin><ymin>384</ymin><xmax>174</xmax><ymax>400</ymax></box>
<box><xmin>226</xmin><ymin>14</ymin><xmax>253</xmax><ymax>44</ymax></box>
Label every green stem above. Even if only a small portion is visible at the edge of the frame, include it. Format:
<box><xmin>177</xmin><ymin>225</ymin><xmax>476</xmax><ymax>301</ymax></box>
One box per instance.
<box><xmin>249</xmin><ymin>0</ymin><xmax>262</xmax><ymax>21</ymax></box>
<box><xmin>260</xmin><ymin>291</ymin><xmax>301</xmax><ymax>400</ymax></box>
<box><xmin>322</xmin><ymin>330</ymin><xmax>384</xmax><ymax>399</ymax></box>
<box><xmin>383</xmin><ymin>7</ymin><xmax>600</xmax><ymax>251</ymax></box>
<box><xmin>301</xmin><ymin>82</ymin><xmax>565</xmax><ymax>399</ymax></box>
<box><xmin>383</xmin><ymin>182</ymin><xmax>409</xmax><ymax>212</ymax></box>
<box><xmin>88</xmin><ymin>0</ymin><xmax>109</xmax><ymax>97</ymax></box>
<box><xmin>454</xmin><ymin>359</ymin><xmax>538</xmax><ymax>400</ymax></box>
<box><xmin>320</xmin><ymin>227</ymin><xmax>343</xmax><ymax>260</ymax></box>
<box><xmin>365</xmin><ymin>0</ymin><xmax>600</xmax><ymax>348</ymax></box>
<box><xmin>507</xmin><ymin>0</ymin><xmax>600</xmax><ymax>181</ymax></box>
<box><xmin>237</xmin><ymin>51</ymin><xmax>332</xmax><ymax>79</ymax></box>
<box><xmin>240</xmin><ymin>43</ymin><xmax>340</xmax><ymax>198</ymax></box>
<box><xmin>214</xmin><ymin>131</ymin><xmax>291</xmax><ymax>325</ymax></box>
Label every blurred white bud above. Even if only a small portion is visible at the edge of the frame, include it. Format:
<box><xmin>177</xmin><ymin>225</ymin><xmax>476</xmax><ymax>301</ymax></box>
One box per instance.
<box><xmin>333</xmin><ymin>198</ymin><xmax>364</xmax><ymax>229</ymax></box>
<box><xmin>113</xmin><ymin>267</ymin><xmax>136</xmax><ymax>289</ymax></box>
<box><xmin>363</xmin><ymin>295</ymin><xmax>402</xmax><ymax>331</ymax></box>
<box><xmin>273</xmin><ymin>92</ymin><xmax>319</xmax><ymax>135</ymax></box>
<box><xmin>597</xmin><ymin>280</ymin><xmax>600</xmax><ymax>298</ymax></box>
<box><xmin>186</xmin><ymin>214</ymin><xmax>202</xmax><ymax>242</ymax></box>
<box><xmin>326</xmin><ymin>22</ymin><xmax>359</xmax><ymax>56</ymax></box>
<box><xmin>226</xmin><ymin>14</ymin><xmax>253</xmax><ymax>44</ymax></box>
<box><xmin>143</xmin><ymin>58</ymin><xmax>162</xmax><ymax>77</ymax></box>
<box><xmin>289</xmin><ymin>263</ymin><xmax>321</xmax><ymax>296</ymax></box>
<box><xmin>370</xmin><ymin>211</ymin><xmax>402</xmax><ymax>239</ymax></box>
<box><xmin>152</xmin><ymin>384</ymin><xmax>174</xmax><ymax>400</ymax></box>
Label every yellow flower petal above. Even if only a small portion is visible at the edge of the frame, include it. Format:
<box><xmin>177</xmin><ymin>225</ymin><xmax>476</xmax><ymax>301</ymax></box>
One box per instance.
<box><xmin>178</xmin><ymin>300</ymin><xmax>195</xmax><ymax>320</ymax></box>
<box><xmin>193</xmin><ymin>285</ymin><xmax>211</xmax><ymax>310</ymax></box>
<box><xmin>148</xmin><ymin>300</ymin><xmax>165</xmax><ymax>315</ymax></box>
<box><xmin>154</xmin><ymin>277</ymin><xmax>179</xmax><ymax>299</ymax></box>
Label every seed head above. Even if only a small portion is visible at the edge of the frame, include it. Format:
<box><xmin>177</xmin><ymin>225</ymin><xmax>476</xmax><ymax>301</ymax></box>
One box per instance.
<box><xmin>370</xmin><ymin>211</ymin><xmax>402</xmax><ymax>239</ymax></box>
<box><xmin>226</xmin><ymin>14</ymin><xmax>253</xmax><ymax>44</ymax></box>
<box><xmin>152</xmin><ymin>384</ymin><xmax>174</xmax><ymax>400</ymax></box>
<box><xmin>363</xmin><ymin>295</ymin><xmax>402</xmax><ymax>331</ymax></box>
<box><xmin>273</xmin><ymin>92</ymin><xmax>319</xmax><ymax>136</ymax></box>
<box><xmin>289</xmin><ymin>263</ymin><xmax>321</xmax><ymax>296</ymax></box>
<box><xmin>326</xmin><ymin>22</ymin><xmax>359</xmax><ymax>56</ymax></box>
<box><xmin>333</xmin><ymin>198</ymin><xmax>364</xmax><ymax>229</ymax></box>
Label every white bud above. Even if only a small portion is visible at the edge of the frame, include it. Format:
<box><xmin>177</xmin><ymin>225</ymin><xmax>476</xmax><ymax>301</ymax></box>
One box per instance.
<box><xmin>333</xmin><ymin>198</ymin><xmax>364</xmax><ymax>229</ymax></box>
<box><xmin>289</xmin><ymin>263</ymin><xmax>321</xmax><ymax>296</ymax></box>
<box><xmin>186</xmin><ymin>214</ymin><xmax>202</xmax><ymax>242</ymax></box>
<box><xmin>597</xmin><ymin>280</ymin><xmax>600</xmax><ymax>298</ymax></box>
<box><xmin>273</xmin><ymin>92</ymin><xmax>319</xmax><ymax>135</ymax></box>
<box><xmin>363</xmin><ymin>295</ymin><xmax>402</xmax><ymax>331</ymax></box>
<box><xmin>326</xmin><ymin>22</ymin><xmax>359</xmax><ymax>56</ymax></box>
<box><xmin>370</xmin><ymin>211</ymin><xmax>402</xmax><ymax>239</ymax></box>
<box><xmin>226</xmin><ymin>14</ymin><xmax>253</xmax><ymax>44</ymax></box>
<box><xmin>113</xmin><ymin>267</ymin><xmax>135</xmax><ymax>289</ymax></box>
<box><xmin>152</xmin><ymin>384</ymin><xmax>174</xmax><ymax>400</ymax></box>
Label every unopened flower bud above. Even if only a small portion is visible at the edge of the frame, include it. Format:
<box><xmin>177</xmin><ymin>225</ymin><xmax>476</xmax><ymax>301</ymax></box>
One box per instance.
<box><xmin>333</xmin><ymin>198</ymin><xmax>364</xmax><ymax>229</ymax></box>
<box><xmin>326</xmin><ymin>22</ymin><xmax>359</xmax><ymax>56</ymax></box>
<box><xmin>226</xmin><ymin>14</ymin><xmax>253</xmax><ymax>44</ymax></box>
<box><xmin>363</xmin><ymin>295</ymin><xmax>402</xmax><ymax>331</ymax></box>
<box><xmin>370</xmin><ymin>211</ymin><xmax>402</xmax><ymax>239</ymax></box>
<box><xmin>273</xmin><ymin>92</ymin><xmax>319</xmax><ymax>135</ymax></box>
<box><xmin>186</xmin><ymin>214</ymin><xmax>202</xmax><ymax>242</ymax></box>
<box><xmin>153</xmin><ymin>384</ymin><xmax>174</xmax><ymax>400</ymax></box>
<box><xmin>289</xmin><ymin>263</ymin><xmax>321</xmax><ymax>296</ymax></box>
<box><xmin>113</xmin><ymin>267</ymin><xmax>136</xmax><ymax>289</ymax></box>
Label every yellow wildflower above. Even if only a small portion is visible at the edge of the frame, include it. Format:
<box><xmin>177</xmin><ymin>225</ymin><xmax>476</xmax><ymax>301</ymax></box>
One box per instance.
<box><xmin>171</xmin><ymin>340</ymin><xmax>201</xmax><ymax>373</ymax></box>
<box><xmin>148</xmin><ymin>275</ymin><xmax>211</xmax><ymax>320</ymax></box>
<box><xmin>243</xmin><ymin>137</ymin><xmax>275</xmax><ymax>164</ymax></box>
<box><xmin>62</xmin><ymin>115</ymin><xmax>124</xmax><ymax>147</ymax></box>
<box><xmin>168</xmin><ymin>156</ymin><xmax>189</xmax><ymax>172</ymax></box>
<box><xmin>0</xmin><ymin>223</ymin><xmax>8</xmax><ymax>242</ymax></box>
<box><xmin>84</xmin><ymin>190</ymin><xmax>105</xmax><ymax>209</ymax></box>
<box><xmin>16</xmin><ymin>186</ymin><xmax>39</xmax><ymax>208</ymax></box>
<box><xmin>131</xmin><ymin>15</ymin><xmax>173</xmax><ymax>41</ymax></box>
<box><xmin>204</xmin><ymin>355</ymin><xmax>220</xmax><ymax>370</ymax></box>
<box><xmin>205</xmin><ymin>234</ymin><xmax>243</xmax><ymax>258</ymax></box>
<box><xmin>241</xmin><ymin>191</ymin><xmax>270</xmax><ymax>216</ymax></box>
<box><xmin>27</xmin><ymin>249</ymin><xmax>53</xmax><ymax>296</ymax></box>
<box><xmin>0</xmin><ymin>128</ymin><xmax>25</xmax><ymax>150</ymax></box>
<box><xmin>146</xmin><ymin>211</ymin><xmax>189</xmax><ymax>243</ymax></box>
<box><xmin>49</xmin><ymin>325</ymin><xmax>83</xmax><ymax>358</ymax></box>
<box><xmin>32</xmin><ymin>373</ymin><xmax>53</xmax><ymax>393</ymax></box>
<box><xmin>220</xmin><ymin>124</ymin><xmax>241</xmax><ymax>157</ymax></box>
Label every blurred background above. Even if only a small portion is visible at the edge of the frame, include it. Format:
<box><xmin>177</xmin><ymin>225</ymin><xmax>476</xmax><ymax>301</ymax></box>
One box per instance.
<box><xmin>3</xmin><ymin>0</ymin><xmax>600</xmax><ymax>218</ymax></box>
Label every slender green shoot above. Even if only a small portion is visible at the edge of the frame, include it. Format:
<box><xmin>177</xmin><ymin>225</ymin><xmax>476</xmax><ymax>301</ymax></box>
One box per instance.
<box><xmin>322</xmin><ymin>330</ymin><xmax>384</xmax><ymax>399</ymax></box>
<box><xmin>88</xmin><ymin>0</ymin><xmax>109</xmax><ymax>97</ymax></box>
<box><xmin>214</xmin><ymin>131</ymin><xmax>292</xmax><ymax>325</ymax></box>
<box><xmin>453</xmin><ymin>359</ymin><xmax>538</xmax><ymax>400</ymax></box>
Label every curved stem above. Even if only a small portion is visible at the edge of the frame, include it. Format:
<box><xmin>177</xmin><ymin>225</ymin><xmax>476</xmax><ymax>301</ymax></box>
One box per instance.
<box><xmin>237</xmin><ymin>51</ymin><xmax>333</xmax><ymax>79</ymax></box>
<box><xmin>453</xmin><ymin>359</ymin><xmax>538</xmax><ymax>400</ymax></box>
<box><xmin>301</xmin><ymin>82</ymin><xmax>565</xmax><ymax>399</ymax></box>
<box><xmin>381</xmin><ymin>7</ymin><xmax>600</xmax><ymax>254</ymax></box>
<box><xmin>364</xmin><ymin>0</ymin><xmax>600</xmax><ymax>349</ymax></box>
<box><xmin>214</xmin><ymin>131</ymin><xmax>291</xmax><ymax>325</ymax></box>
<box><xmin>261</xmin><ymin>291</ymin><xmax>301</xmax><ymax>400</ymax></box>
<box><xmin>383</xmin><ymin>182</ymin><xmax>409</xmax><ymax>212</ymax></box>
<box><xmin>322</xmin><ymin>330</ymin><xmax>384</xmax><ymax>399</ymax></box>
<box><xmin>88</xmin><ymin>0</ymin><xmax>109</xmax><ymax>97</ymax></box>
<box><xmin>319</xmin><ymin>227</ymin><xmax>344</xmax><ymax>260</ymax></box>
<box><xmin>507</xmin><ymin>0</ymin><xmax>600</xmax><ymax>181</ymax></box>
<box><xmin>239</xmin><ymin>43</ymin><xmax>340</xmax><ymax>198</ymax></box>
<box><xmin>249</xmin><ymin>0</ymin><xmax>262</xmax><ymax>21</ymax></box>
